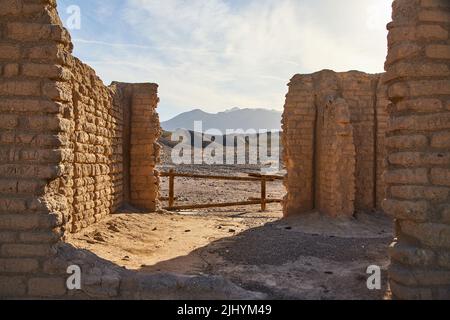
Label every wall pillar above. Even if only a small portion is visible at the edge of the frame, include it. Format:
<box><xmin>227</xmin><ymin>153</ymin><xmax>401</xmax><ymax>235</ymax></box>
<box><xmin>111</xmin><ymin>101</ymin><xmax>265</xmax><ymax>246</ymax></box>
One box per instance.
<box><xmin>282</xmin><ymin>75</ymin><xmax>316</xmax><ymax>215</ymax></box>
<box><xmin>384</xmin><ymin>0</ymin><xmax>450</xmax><ymax>299</ymax></box>
<box><xmin>129</xmin><ymin>84</ymin><xmax>161</xmax><ymax>211</ymax></box>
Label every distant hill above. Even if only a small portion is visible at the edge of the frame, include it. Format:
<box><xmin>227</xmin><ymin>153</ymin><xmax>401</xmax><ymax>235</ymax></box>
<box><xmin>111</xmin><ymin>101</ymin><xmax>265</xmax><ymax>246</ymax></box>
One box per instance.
<box><xmin>161</xmin><ymin>108</ymin><xmax>282</xmax><ymax>133</ymax></box>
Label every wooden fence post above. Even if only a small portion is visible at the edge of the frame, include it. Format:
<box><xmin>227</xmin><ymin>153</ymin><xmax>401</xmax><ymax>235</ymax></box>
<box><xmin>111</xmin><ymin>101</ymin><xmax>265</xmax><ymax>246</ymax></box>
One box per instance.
<box><xmin>261</xmin><ymin>177</ymin><xmax>267</xmax><ymax>211</ymax></box>
<box><xmin>160</xmin><ymin>171</ymin><xmax>283</xmax><ymax>211</ymax></box>
<box><xmin>169</xmin><ymin>169</ymin><xmax>175</xmax><ymax>208</ymax></box>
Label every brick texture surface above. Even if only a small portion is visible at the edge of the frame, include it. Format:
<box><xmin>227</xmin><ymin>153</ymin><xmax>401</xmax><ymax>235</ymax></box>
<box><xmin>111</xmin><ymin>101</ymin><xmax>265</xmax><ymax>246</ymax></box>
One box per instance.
<box><xmin>384</xmin><ymin>0</ymin><xmax>450</xmax><ymax>299</ymax></box>
<box><xmin>0</xmin><ymin>0</ymin><xmax>160</xmax><ymax>298</ymax></box>
<box><xmin>282</xmin><ymin>70</ymin><xmax>389</xmax><ymax>217</ymax></box>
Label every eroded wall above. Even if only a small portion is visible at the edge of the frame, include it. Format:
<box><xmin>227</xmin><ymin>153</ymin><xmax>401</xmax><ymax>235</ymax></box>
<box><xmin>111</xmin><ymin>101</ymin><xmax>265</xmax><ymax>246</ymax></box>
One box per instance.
<box><xmin>116</xmin><ymin>82</ymin><xmax>161</xmax><ymax>212</ymax></box>
<box><xmin>0</xmin><ymin>0</ymin><xmax>160</xmax><ymax>298</ymax></box>
<box><xmin>316</xmin><ymin>97</ymin><xmax>356</xmax><ymax>216</ymax></box>
<box><xmin>65</xmin><ymin>60</ymin><xmax>125</xmax><ymax>234</ymax></box>
<box><xmin>282</xmin><ymin>70</ymin><xmax>389</xmax><ymax>217</ymax></box>
<box><xmin>384</xmin><ymin>0</ymin><xmax>450</xmax><ymax>299</ymax></box>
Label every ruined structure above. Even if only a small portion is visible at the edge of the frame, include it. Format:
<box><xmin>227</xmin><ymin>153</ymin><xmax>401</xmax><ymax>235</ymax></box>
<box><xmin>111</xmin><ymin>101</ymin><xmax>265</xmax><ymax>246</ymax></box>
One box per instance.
<box><xmin>282</xmin><ymin>71</ymin><xmax>389</xmax><ymax>217</ymax></box>
<box><xmin>0</xmin><ymin>0</ymin><xmax>162</xmax><ymax>297</ymax></box>
<box><xmin>282</xmin><ymin>0</ymin><xmax>450</xmax><ymax>299</ymax></box>
<box><xmin>115</xmin><ymin>83</ymin><xmax>161</xmax><ymax>213</ymax></box>
<box><xmin>384</xmin><ymin>0</ymin><xmax>450</xmax><ymax>299</ymax></box>
<box><xmin>0</xmin><ymin>0</ymin><xmax>448</xmax><ymax>300</ymax></box>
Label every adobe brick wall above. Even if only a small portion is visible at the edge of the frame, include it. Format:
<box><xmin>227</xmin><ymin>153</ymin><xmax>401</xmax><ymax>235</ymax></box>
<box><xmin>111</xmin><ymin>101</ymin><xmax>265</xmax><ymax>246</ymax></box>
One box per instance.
<box><xmin>376</xmin><ymin>78</ymin><xmax>390</xmax><ymax>209</ymax></box>
<box><xmin>0</xmin><ymin>0</ymin><xmax>160</xmax><ymax>298</ymax></box>
<box><xmin>384</xmin><ymin>0</ymin><xmax>450</xmax><ymax>299</ymax></box>
<box><xmin>282</xmin><ymin>73</ymin><xmax>316</xmax><ymax>215</ymax></box>
<box><xmin>65</xmin><ymin>60</ymin><xmax>124</xmax><ymax>234</ymax></box>
<box><xmin>315</xmin><ymin>96</ymin><xmax>356</xmax><ymax>217</ymax></box>
<box><xmin>114</xmin><ymin>82</ymin><xmax>161</xmax><ymax>212</ymax></box>
<box><xmin>282</xmin><ymin>70</ymin><xmax>388</xmax><ymax>217</ymax></box>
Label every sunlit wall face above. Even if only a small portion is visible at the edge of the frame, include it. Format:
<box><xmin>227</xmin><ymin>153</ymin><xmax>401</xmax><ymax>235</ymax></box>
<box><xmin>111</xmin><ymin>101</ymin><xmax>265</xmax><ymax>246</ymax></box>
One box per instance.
<box><xmin>57</xmin><ymin>0</ymin><xmax>392</xmax><ymax>121</ymax></box>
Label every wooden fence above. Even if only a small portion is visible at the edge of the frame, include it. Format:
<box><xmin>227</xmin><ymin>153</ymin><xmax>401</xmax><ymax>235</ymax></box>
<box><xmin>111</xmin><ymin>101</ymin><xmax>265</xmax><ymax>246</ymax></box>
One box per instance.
<box><xmin>159</xmin><ymin>169</ymin><xmax>284</xmax><ymax>211</ymax></box>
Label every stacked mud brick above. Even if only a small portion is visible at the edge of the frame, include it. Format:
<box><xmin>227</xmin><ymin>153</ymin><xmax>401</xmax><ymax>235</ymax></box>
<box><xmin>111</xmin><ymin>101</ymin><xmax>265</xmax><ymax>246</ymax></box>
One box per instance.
<box><xmin>115</xmin><ymin>82</ymin><xmax>161</xmax><ymax>212</ymax></box>
<box><xmin>384</xmin><ymin>0</ymin><xmax>450</xmax><ymax>299</ymax></box>
<box><xmin>0</xmin><ymin>0</ymin><xmax>160</xmax><ymax>298</ymax></box>
<box><xmin>315</xmin><ymin>96</ymin><xmax>356</xmax><ymax>217</ymax></box>
<box><xmin>282</xmin><ymin>71</ymin><xmax>389</xmax><ymax>217</ymax></box>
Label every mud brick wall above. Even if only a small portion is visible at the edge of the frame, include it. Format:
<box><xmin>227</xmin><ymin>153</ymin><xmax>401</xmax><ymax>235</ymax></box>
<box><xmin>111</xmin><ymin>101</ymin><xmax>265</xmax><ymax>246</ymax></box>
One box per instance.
<box><xmin>282</xmin><ymin>74</ymin><xmax>316</xmax><ymax>215</ymax></box>
<box><xmin>376</xmin><ymin>78</ymin><xmax>390</xmax><ymax>209</ymax></box>
<box><xmin>67</xmin><ymin>60</ymin><xmax>125</xmax><ymax>234</ymax></box>
<box><xmin>129</xmin><ymin>84</ymin><xmax>160</xmax><ymax>211</ymax></box>
<box><xmin>0</xmin><ymin>0</ymin><xmax>72</xmax><ymax>297</ymax></box>
<box><xmin>316</xmin><ymin>97</ymin><xmax>356</xmax><ymax>216</ymax></box>
<box><xmin>384</xmin><ymin>0</ymin><xmax>450</xmax><ymax>299</ymax></box>
<box><xmin>116</xmin><ymin>82</ymin><xmax>161</xmax><ymax>212</ymax></box>
<box><xmin>282</xmin><ymin>70</ymin><xmax>389</xmax><ymax>217</ymax></box>
<box><xmin>0</xmin><ymin>0</ymin><xmax>160</xmax><ymax>298</ymax></box>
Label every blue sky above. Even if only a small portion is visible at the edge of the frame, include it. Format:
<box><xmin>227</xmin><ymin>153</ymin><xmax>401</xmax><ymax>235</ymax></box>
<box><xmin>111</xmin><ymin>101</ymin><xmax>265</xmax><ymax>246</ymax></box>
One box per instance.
<box><xmin>57</xmin><ymin>0</ymin><xmax>392</xmax><ymax>121</ymax></box>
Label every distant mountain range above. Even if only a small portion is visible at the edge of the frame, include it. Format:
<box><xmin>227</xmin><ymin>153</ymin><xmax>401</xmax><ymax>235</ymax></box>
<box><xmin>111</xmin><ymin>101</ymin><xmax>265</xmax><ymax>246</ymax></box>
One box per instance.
<box><xmin>161</xmin><ymin>108</ymin><xmax>282</xmax><ymax>133</ymax></box>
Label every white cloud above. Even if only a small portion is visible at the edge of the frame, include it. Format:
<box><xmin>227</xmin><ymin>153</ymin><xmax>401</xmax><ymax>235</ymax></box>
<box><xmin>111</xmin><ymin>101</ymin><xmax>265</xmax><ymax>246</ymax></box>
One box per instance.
<box><xmin>69</xmin><ymin>0</ymin><xmax>391</xmax><ymax>120</ymax></box>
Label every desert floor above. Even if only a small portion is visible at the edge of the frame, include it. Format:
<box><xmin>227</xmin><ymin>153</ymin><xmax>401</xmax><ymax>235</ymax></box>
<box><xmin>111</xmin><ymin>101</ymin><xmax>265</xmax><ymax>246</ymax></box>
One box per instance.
<box><xmin>67</xmin><ymin>159</ymin><xmax>393</xmax><ymax>300</ymax></box>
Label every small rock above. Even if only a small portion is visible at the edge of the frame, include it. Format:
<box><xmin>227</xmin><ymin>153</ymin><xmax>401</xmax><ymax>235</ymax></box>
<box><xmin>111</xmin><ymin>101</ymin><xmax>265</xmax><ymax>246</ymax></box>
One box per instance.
<box><xmin>107</xmin><ymin>224</ymin><xmax>120</xmax><ymax>232</ymax></box>
<box><xmin>93</xmin><ymin>232</ymin><xmax>106</xmax><ymax>242</ymax></box>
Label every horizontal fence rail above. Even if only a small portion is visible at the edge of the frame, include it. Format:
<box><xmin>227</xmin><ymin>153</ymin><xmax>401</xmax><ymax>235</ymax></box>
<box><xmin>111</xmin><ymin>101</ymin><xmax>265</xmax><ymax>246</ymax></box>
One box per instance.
<box><xmin>159</xmin><ymin>169</ymin><xmax>284</xmax><ymax>211</ymax></box>
<box><xmin>159</xmin><ymin>172</ymin><xmax>283</xmax><ymax>182</ymax></box>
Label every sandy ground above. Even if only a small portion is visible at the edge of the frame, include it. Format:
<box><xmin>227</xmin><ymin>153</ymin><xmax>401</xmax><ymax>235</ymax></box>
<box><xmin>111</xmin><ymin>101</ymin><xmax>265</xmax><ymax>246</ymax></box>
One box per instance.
<box><xmin>68</xmin><ymin>201</ymin><xmax>393</xmax><ymax>300</ymax></box>
<box><xmin>67</xmin><ymin>146</ymin><xmax>393</xmax><ymax>300</ymax></box>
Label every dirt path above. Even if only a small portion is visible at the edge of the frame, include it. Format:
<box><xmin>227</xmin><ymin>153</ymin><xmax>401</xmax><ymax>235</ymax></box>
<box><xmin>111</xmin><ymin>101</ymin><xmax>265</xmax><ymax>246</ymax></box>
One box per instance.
<box><xmin>67</xmin><ymin>149</ymin><xmax>392</xmax><ymax>300</ymax></box>
<box><xmin>67</xmin><ymin>208</ymin><xmax>393</xmax><ymax>300</ymax></box>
